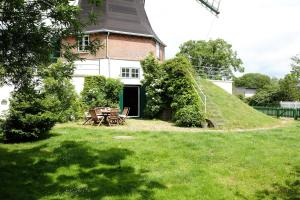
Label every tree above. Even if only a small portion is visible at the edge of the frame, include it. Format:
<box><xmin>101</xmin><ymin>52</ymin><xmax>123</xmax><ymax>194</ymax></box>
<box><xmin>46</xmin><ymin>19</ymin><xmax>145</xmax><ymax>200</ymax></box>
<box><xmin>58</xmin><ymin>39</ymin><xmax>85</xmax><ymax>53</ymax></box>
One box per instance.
<box><xmin>248</xmin><ymin>84</ymin><xmax>282</xmax><ymax>106</ymax></box>
<box><xmin>0</xmin><ymin>0</ymin><xmax>102</xmax><ymax>141</ymax></box>
<box><xmin>0</xmin><ymin>0</ymin><xmax>101</xmax><ymax>87</ymax></box>
<box><xmin>278</xmin><ymin>74</ymin><xmax>300</xmax><ymax>101</ymax></box>
<box><xmin>178</xmin><ymin>39</ymin><xmax>244</xmax><ymax>80</ymax></box>
<box><xmin>291</xmin><ymin>55</ymin><xmax>300</xmax><ymax>78</ymax></box>
<box><xmin>234</xmin><ymin>73</ymin><xmax>272</xmax><ymax>90</ymax></box>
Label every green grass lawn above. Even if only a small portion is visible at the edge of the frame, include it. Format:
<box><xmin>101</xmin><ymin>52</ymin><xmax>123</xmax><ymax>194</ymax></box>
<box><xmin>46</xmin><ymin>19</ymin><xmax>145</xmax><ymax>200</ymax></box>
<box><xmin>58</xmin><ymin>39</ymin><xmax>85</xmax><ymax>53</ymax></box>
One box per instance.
<box><xmin>0</xmin><ymin>121</ymin><xmax>299</xmax><ymax>200</ymax></box>
<box><xmin>199</xmin><ymin>79</ymin><xmax>278</xmax><ymax>128</ymax></box>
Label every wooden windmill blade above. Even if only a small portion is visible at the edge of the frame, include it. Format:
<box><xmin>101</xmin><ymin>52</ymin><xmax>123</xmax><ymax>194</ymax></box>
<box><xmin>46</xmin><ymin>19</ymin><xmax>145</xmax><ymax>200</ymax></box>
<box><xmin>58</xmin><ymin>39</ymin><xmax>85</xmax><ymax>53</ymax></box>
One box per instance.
<box><xmin>196</xmin><ymin>0</ymin><xmax>221</xmax><ymax>16</ymax></box>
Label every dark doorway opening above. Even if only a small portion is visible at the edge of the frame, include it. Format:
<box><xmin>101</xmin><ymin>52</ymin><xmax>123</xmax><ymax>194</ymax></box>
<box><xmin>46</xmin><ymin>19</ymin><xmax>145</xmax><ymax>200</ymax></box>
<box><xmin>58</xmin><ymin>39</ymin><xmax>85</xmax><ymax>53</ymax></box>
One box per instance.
<box><xmin>123</xmin><ymin>86</ymin><xmax>139</xmax><ymax>117</ymax></box>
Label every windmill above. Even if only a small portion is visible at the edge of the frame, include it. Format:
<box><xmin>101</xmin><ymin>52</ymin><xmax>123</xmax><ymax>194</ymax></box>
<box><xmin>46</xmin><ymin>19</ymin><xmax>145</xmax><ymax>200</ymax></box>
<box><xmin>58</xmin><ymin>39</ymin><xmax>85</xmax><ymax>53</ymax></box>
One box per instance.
<box><xmin>196</xmin><ymin>0</ymin><xmax>221</xmax><ymax>16</ymax></box>
<box><xmin>71</xmin><ymin>0</ymin><xmax>223</xmax><ymax>117</ymax></box>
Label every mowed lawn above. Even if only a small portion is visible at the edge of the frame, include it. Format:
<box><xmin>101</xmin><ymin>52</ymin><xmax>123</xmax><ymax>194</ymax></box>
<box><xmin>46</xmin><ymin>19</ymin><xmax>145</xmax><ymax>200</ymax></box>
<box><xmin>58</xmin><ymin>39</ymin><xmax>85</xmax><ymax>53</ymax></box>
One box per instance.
<box><xmin>0</xmin><ymin>121</ymin><xmax>299</xmax><ymax>200</ymax></box>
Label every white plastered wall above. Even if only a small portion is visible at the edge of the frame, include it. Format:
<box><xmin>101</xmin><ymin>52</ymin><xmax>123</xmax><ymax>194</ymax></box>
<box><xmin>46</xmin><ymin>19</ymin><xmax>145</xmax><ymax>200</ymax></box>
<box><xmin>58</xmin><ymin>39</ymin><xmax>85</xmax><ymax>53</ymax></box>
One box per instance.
<box><xmin>73</xmin><ymin>59</ymin><xmax>143</xmax><ymax>94</ymax></box>
<box><xmin>210</xmin><ymin>80</ymin><xmax>233</xmax><ymax>94</ymax></box>
<box><xmin>0</xmin><ymin>59</ymin><xmax>144</xmax><ymax>115</ymax></box>
<box><xmin>0</xmin><ymin>85</ymin><xmax>14</xmax><ymax>116</ymax></box>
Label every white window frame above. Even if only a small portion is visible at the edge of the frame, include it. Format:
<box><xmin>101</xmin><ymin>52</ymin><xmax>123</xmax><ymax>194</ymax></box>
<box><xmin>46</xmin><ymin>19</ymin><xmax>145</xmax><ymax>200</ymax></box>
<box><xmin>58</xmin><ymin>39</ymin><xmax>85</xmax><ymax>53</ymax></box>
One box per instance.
<box><xmin>120</xmin><ymin>67</ymin><xmax>140</xmax><ymax>79</ymax></box>
<box><xmin>78</xmin><ymin>35</ymin><xmax>89</xmax><ymax>52</ymax></box>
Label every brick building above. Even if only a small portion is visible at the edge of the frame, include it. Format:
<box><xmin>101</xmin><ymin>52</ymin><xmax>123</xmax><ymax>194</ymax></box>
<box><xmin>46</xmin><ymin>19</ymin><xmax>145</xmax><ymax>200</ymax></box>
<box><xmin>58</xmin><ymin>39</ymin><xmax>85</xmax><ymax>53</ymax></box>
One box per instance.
<box><xmin>69</xmin><ymin>0</ymin><xmax>166</xmax><ymax>117</ymax></box>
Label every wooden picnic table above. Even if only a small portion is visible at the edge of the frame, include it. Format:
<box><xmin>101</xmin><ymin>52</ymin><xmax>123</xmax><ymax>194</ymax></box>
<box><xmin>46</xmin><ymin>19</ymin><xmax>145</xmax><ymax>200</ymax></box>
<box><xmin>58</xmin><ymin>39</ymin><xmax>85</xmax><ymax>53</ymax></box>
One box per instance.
<box><xmin>96</xmin><ymin>108</ymin><xmax>120</xmax><ymax>126</ymax></box>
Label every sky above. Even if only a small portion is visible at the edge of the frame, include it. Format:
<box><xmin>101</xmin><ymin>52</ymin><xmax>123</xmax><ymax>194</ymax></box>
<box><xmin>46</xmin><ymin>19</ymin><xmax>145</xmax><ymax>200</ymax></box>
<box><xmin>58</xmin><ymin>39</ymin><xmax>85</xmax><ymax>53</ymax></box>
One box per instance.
<box><xmin>145</xmin><ymin>0</ymin><xmax>300</xmax><ymax>78</ymax></box>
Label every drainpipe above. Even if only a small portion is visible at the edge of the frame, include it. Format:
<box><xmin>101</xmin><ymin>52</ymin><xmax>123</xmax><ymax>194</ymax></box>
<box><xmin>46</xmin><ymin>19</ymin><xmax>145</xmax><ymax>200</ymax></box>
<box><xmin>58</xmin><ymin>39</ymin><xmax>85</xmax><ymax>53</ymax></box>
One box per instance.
<box><xmin>106</xmin><ymin>32</ymin><xmax>111</xmax><ymax>78</ymax></box>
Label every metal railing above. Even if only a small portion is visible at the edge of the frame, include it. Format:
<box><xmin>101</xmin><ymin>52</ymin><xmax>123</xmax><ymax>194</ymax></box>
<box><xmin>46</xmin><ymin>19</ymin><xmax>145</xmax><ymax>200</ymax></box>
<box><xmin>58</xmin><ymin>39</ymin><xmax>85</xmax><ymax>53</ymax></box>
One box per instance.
<box><xmin>187</xmin><ymin>68</ymin><xmax>207</xmax><ymax>113</ymax></box>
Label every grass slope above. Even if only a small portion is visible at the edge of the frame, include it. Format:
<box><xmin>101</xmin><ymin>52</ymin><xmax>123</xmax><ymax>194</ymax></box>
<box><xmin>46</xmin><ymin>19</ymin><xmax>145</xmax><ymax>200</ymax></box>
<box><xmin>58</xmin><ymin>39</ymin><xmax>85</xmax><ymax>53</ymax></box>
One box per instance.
<box><xmin>199</xmin><ymin>79</ymin><xmax>278</xmax><ymax>128</ymax></box>
<box><xmin>0</xmin><ymin>123</ymin><xmax>299</xmax><ymax>199</ymax></box>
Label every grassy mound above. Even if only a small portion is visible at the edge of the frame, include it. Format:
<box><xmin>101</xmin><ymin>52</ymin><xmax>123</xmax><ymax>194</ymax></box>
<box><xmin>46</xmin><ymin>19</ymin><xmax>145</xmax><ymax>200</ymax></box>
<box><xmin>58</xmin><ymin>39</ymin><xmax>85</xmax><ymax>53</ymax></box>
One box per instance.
<box><xmin>199</xmin><ymin>79</ymin><xmax>278</xmax><ymax>128</ymax></box>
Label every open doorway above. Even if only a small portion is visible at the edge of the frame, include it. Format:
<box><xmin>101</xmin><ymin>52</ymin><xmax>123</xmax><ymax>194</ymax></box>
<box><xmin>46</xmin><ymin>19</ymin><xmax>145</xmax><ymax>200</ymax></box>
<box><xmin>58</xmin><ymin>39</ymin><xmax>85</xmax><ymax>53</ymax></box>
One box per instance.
<box><xmin>123</xmin><ymin>86</ymin><xmax>140</xmax><ymax>117</ymax></box>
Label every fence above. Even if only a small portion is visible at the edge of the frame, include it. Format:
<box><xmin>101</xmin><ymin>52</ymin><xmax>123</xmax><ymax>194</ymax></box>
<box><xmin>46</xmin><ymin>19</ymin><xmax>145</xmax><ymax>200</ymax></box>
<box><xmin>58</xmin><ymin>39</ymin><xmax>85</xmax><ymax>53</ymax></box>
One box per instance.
<box><xmin>280</xmin><ymin>101</ymin><xmax>300</xmax><ymax>109</ymax></box>
<box><xmin>253</xmin><ymin>106</ymin><xmax>300</xmax><ymax>120</ymax></box>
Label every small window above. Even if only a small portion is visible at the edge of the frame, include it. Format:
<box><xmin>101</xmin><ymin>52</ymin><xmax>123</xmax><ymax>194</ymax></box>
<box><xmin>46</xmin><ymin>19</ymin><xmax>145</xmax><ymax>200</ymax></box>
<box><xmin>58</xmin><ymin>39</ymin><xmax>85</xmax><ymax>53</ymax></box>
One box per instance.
<box><xmin>131</xmin><ymin>68</ymin><xmax>139</xmax><ymax>78</ymax></box>
<box><xmin>78</xmin><ymin>35</ymin><xmax>89</xmax><ymax>52</ymax></box>
<box><xmin>122</xmin><ymin>68</ymin><xmax>130</xmax><ymax>78</ymax></box>
<box><xmin>121</xmin><ymin>68</ymin><xmax>140</xmax><ymax>79</ymax></box>
<box><xmin>1</xmin><ymin>99</ymin><xmax>8</xmax><ymax>106</ymax></box>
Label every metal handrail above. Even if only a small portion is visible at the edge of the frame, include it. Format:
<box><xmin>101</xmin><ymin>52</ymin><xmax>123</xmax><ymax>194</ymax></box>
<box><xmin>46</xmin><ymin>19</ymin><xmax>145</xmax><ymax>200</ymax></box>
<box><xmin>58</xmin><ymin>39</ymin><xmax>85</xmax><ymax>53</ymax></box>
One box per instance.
<box><xmin>187</xmin><ymin>68</ymin><xmax>207</xmax><ymax>113</ymax></box>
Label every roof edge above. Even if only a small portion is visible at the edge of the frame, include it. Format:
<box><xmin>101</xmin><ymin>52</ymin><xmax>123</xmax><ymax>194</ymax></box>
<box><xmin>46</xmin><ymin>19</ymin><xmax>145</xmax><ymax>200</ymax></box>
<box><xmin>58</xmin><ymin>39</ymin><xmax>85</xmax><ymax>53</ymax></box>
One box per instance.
<box><xmin>85</xmin><ymin>29</ymin><xmax>166</xmax><ymax>47</ymax></box>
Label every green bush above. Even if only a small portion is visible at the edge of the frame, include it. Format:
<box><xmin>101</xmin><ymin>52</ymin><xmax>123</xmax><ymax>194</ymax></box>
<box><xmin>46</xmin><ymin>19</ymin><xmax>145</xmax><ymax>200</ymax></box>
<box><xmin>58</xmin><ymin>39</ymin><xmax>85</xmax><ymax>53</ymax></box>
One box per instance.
<box><xmin>141</xmin><ymin>55</ymin><xmax>206</xmax><ymax>127</ymax></box>
<box><xmin>164</xmin><ymin>56</ymin><xmax>206</xmax><ymax>127</ymax></box>
<box><xmin>141</xmin><ymin>54</ymin><xmax>167</xmax><ymax>118</ymax></box>
<box><xmin>2</xmin><ymin>87</ymin><xmax>58</xmax><ymax>142</ymax></box>
<box><xmin>41</xmin><ymin>60</ymin><xmax>81</xmax><ymax>122</ymax></box>
<box><xmin>2</xmin><ymin>59</ymin><xmax>80</xmax><ymax>142</ymax></box>
<box><xmin>175</xmin><ymin>105</ymin><xmax>205</xmax><ymax>127</ymax></box>
<box><xmin>81</xmin><ymin>76</ymin><xmax>123</xmax><ymax>109</ymax></box>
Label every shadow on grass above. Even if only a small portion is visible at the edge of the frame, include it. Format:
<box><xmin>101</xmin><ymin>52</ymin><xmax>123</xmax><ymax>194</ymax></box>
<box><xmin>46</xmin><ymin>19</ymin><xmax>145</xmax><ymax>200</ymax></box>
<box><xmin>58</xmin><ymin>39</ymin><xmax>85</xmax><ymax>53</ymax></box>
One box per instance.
<box><xmin>0</xmin><ymin>141</ymin><xmax>166</xmax><ymax>200</ymax></box>
<box><xmin>256</xmin><ymin>167</ymin><xmax>300</xmax><ymax>200</ymax></box>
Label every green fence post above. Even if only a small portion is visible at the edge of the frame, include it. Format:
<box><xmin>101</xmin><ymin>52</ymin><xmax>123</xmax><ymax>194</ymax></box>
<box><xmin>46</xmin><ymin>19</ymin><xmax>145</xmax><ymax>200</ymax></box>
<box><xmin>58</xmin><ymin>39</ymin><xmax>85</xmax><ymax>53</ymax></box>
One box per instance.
<box><xmin>276</xmin><ymin>108</ymin><xmax>280</xmax><ymax>118</ymax></box>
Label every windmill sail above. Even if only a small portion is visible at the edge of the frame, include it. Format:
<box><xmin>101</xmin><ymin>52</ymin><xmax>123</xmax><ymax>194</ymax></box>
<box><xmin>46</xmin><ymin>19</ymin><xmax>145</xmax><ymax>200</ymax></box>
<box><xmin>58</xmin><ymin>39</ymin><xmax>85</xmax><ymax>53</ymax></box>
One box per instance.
<box><xmin>196</xmin><ymin>0</ymin><xmax>221</xmax><ymax>15</ymax></box>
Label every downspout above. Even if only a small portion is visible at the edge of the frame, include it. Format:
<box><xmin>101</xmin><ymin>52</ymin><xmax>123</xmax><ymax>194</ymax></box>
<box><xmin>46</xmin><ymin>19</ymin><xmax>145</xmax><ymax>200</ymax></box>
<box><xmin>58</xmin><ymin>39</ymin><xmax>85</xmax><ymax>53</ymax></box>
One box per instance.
<box><xmin>106</xmin><ymin>32</ymin><xmax>111</xmax><ymax>77</ymax></box>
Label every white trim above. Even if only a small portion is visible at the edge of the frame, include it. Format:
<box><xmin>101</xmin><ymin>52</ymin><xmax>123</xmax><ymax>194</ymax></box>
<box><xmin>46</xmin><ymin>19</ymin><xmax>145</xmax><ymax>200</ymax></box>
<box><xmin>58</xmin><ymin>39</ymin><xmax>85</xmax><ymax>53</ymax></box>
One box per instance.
<box><xmin>86</xmin><ymin>29</ymin><xmax>153</xmax><ymax>38</ymax></box>
<box><xmin>78</xmin><ymin>35</ymin><xmax>90</xmax><ymax>52</ymax></box>
<box><xmin>120</xmin><ymin>67</ymin><xmax>140</xmax><ymax>79</ymax></box>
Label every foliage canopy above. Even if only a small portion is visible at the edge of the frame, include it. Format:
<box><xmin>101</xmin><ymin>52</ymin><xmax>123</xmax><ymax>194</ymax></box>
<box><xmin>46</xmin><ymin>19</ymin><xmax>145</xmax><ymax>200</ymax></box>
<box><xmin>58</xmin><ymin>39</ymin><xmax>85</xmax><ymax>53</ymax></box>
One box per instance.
<box><xmin>178</xmin><ymin>39</ymin><xmax>244</xmax><ymax>80</ymax></box>
<box><xmin>234</xmin><ymin>73</ymin><xmax>272</xmax><ymax>90</ymax></box>
<box><xmin>81</xmin><ymin>76</ymin><xmax>123</xmax><ymax>109</ymax></box>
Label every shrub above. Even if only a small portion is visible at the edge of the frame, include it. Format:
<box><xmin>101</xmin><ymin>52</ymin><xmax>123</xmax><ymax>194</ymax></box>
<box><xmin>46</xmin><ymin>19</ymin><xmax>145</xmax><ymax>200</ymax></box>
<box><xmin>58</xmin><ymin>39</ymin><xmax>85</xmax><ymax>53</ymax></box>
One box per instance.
<box><xmin>41</xmin><ymin>60</ymin><xmax>81</xmax><ymax>122</ymax></box>
<box><xmin>141</xmin><ymin>54</ymin><xmax>167</xmax><ymax>118</ymax></box>
<box><xmin>2</xmin><ymin>87</ymin><xmax>58</xmax><ymax>142</ymax></box>
<box><xmin>164</xmin><ymin>56</ymin><xmax>206</xmax><ymax>127</ymax></box>
<box><xmin>81</xmin><ymin>76</ymin><xmax>123</xmax><ymax>109</ymax></box>
<box><xmin>104</xmin><ymin>78</ymin><xmax>124</xmax><ymax>108</ymax></box>
<box><xmin>175</xmin><ymin>105</ymin><xmax>205</xmax><ymax>127</ymax></box>
<box><xmin>2</xmin><ymin>59</ymin><xmax>79</xmax><ymax>142</ymax></box>
<box><xmin>141</xmin><ymin>54</ymin><xmax>206</xmax><ymax>127</ymax></box>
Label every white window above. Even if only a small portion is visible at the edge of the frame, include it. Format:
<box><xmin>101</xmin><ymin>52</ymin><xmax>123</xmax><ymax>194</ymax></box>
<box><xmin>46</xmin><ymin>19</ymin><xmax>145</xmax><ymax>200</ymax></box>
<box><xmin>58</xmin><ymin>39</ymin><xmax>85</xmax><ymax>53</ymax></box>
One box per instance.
<box><xmin>131</xmin><ymin>68</ymin><xmax>140</xmax><ymax>78</ymax></box>
<box><xmin>156</xmin><ymin>42</ymin><xmax>160</xmax><ymax>58</ymax></box>
<box><xmin>121</xmin><ymin>68</ymin><xmax>140</xmax><ymax>79</ymax></box>
<box><xmin>78</xmin><ymin>35</ymin><xmax>89</xmax><ymax>52</ymax></box>
<box><xmin>121</xmin><ymin>68</ymin><xmax>130</xmax><ymax>78</ymax></box>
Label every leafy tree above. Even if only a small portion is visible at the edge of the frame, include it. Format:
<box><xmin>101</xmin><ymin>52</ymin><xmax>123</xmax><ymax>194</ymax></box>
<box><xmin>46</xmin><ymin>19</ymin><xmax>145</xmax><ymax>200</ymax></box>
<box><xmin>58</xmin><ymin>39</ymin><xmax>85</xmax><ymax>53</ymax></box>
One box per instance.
<box><xmin>291</xmin><ymin>55</ymin><xmax>300</xmax><ymax>78</ymax></box>
<box><xmin>178</xmin><ymin>39</ymin><xmax>244</xmax><ymax>80</ymax></box>
<box><xmin>248</xmin><ymin>84</ymin><xmax>282</xmax><ymax>106</ymax></box>
<box><xmin>234</xmin><ymin>73</ymin><xmax>272</xmax><ymax>90</ymax></box>
<box><xmin>278</xmin><ymin>74</ymin><xmax>300</xmax><ymax>101</ymax></box>
<box><xmin>0</xmin><ymin>0</ymin><xmax>97</xmax><ymax>86</ymax></box>
<box><xmin>0</xmin><ymin>0</ymin><xmax>102</xmax><ymax>141</ymax></box>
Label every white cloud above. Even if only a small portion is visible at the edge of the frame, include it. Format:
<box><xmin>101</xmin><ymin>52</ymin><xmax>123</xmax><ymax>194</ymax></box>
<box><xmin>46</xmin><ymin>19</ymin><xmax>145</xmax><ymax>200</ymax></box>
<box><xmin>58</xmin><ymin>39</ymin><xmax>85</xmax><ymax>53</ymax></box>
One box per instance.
<box><xmin>145</xmin><ymin>0</ymin><xmax>300</xmax><ymax>78</ymax></box>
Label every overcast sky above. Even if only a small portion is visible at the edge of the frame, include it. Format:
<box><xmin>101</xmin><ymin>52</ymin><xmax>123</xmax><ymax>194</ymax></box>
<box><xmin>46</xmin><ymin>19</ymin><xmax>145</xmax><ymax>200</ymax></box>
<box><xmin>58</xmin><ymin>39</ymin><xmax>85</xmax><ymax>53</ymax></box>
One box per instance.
<box><xmin>145</xmin><ymin>0</ymin><xmax>300</xmax><ymax>78</ymax></box>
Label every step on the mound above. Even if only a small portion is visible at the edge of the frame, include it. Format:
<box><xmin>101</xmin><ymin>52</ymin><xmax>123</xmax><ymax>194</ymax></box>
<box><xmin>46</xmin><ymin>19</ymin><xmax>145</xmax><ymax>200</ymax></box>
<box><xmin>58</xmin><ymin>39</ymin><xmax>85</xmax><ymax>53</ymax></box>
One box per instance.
<box><xmin>205</xmin><ymin>118</ymin><xmax>224</xmax><ymax>128</ymax></box>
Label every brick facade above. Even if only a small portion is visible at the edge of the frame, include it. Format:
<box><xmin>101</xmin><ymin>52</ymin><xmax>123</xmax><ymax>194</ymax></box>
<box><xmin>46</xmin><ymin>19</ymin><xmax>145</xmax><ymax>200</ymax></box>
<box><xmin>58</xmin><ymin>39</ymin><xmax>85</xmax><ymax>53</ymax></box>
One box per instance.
<box><xmin>63</xmin><ymin>33</ymin><xmax>165</xmax><ymax>62</ymax></box>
